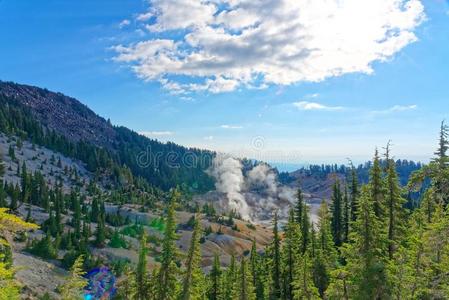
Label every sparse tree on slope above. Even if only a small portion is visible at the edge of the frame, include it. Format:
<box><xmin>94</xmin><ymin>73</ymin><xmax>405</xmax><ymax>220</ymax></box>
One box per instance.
<box><xmin>60</xmin><ymin>255</ymin><xmax>88</xmax><ymax>300</ymax></box>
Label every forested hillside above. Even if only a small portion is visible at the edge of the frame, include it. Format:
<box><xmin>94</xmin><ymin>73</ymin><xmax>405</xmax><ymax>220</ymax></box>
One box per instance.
<box><xmin>0</xmin><ymin>81</ymin><xmax>214</xmax><ymax>192</ymax></box>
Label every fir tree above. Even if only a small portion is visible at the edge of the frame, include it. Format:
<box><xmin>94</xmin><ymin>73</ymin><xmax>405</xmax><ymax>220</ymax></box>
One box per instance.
<box><xmin>370</xmin><ymin>148</ymin><xmax>384</xmax><ymax>218</ymax></box>
<box><xmin>270</xmin><ymin>211</ymin><xmax>281</xmax><ymax>300</ymax></box>
<box><xmin>237</xmin><ymin>258</ymin><xmax>256</xmax><ymax>300</ymax></box>
<box><xmin>330</xmin><ymin>180</ymin><xmax>343</xmax><ymax>247</ymax></box>
<box><xmin>349</xmin><ymin>166</ymin><xmax>359</xmax><ymax>222</ymax></box>
<box><xmin>135</xmin><ymin>234</ymin><xmax>149</xmax><ymax>300</ymax></box>
<box><xmin>295</xmin><ymin>188</ymin><xmax>304</xmax><ymax>224</ymax></box>
<box><xmin>282</xmin><ymin>209</ymin><xmax>301</xmax><ymax>300</ymax></box>
<box><xmin>156</xmin><ymin>189</ymin><xmax>180</xmax><ymax>300</ymax></box>
<box><xmin>59</xmin><ymin>255</ymin><xmax>88</xmax><ymax>300</ymax></box>
<box><xmin>208</xmin><ymin>254</ymin><xmax>222</xmax><ymax>300</ymax></box>
<box><xmin>385</xmin><ymin>150</ymin><xmax>406</xmax><ymax>260</ymax></box>
<box><xmin>180</xmin><ymin>214</ymin><xmax>205</xmax><ymax>300</ymax></box>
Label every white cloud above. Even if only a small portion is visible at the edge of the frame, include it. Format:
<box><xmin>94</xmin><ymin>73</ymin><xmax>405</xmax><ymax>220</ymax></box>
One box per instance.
<box><xmin>221</xmin><ymin>124</ymin><xmax>243</xmax><ymax>129</ymax></box>
<box><xmin>114</xmin><ymin>0</ymin><xmax>425</xmax><ymax>94</ymax></box>
<box><xmin>293</xmin><ymin>101</ymin><xmax>343</xmax><ymax>111</ymax></box>
<box><xmin>119</xmin><ymin>19</ymin><xmax>131</xmax><ymax>28</ymax></box>
<box><xmin>372</xmin><ymin>104</ymin><xmax>417</xmax><ymax>114</ymax></box>
<box><xmin>138</xmin><ymin>131</ymin><xmax>175</xmax><ymax>137</ymax></box>
<box><xmin>204</xmin><ymin>135</ymin><xmax>214</xmax><ymax>140</ymax></box>
<box><xmin>389</xmin><ymin>104</ymin><xmax>418</xmax><ymax>111</ymax></box>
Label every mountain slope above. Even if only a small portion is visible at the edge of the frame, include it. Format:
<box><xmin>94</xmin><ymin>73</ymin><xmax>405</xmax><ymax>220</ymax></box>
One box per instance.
<box><xmin>0</xmin><ymin>81</ymin><xmax>215</xmax><ymax>191</ymax></box>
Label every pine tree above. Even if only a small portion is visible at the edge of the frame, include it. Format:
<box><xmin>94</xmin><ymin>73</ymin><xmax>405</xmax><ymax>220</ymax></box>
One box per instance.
<box><xmin>300</xmin><ymin>204</ymin><xmax>310</xmax><ymax>254</ymax></box>
<box><xmin>95</xmin><ymin>213</ymin><xmax>106</xmax><ymax>248</ymax></box>
<box><xmin>180</xmin><ymin>214</ymin><xmax>205</xmax><ymax>300</ymax></box>
<box><xmin>295</xmin><ymin>188</ymin><xmax>304</xmax><ymax>224</ymax></box>
<box><xmin>222</xmin><ymin>254</ymin><xmax>238</xmax><ymax>300</ymax></box>
<box><xmin>330</xmin><ymin>180</ymin><xmax>343</xmax><ymax>247</ymax></box>
<box><xmin>282</xmin><ymin>209</ymin><xmax>301</xmax><ymax>300</ymax></box>
<box><xmin>432</xmin><ymin>121</ymin><xmax>449</xmax><ymax>205</ymax></box>
<box><xmin>237</xmin><ymin>258</ymin><xmax>256</xmax><ymax>300</ymax></box>
<box><xmin>135</xmin><ymin>234</ymin><xmax>149</xmax><ymax>300</ymax></box>
<box><xmin>60</xmin><ymin>255</ymin><xmax>88</xmax><ymax>300</ymax></box>
<box><xmin>208</xmin><ymin>254</ymin><xmax>222</xmax><ymax>300</ymax></box>
<box><xmin>370</xmin><ymin>148</ymin><xmax>384</xmax><ymax>218</ymax></box>
<box><xmin>292</xmin><ymin>253</ymin><xmax>320</xmax><ymax>300</ymax></box>
<box><xmin>336</xmin><ymin>187</ymin><xmax>389</xmax><ymax>299</ymax></box>
<box><xmin>270</xmin><ymin>211</ymin><xmax>281</xmax><ymax>300</ymax></box>
<box><xmin>156</xmin><ymin>189</ymin><xmax>180</xmax><ymax>300</ymax></box>
<box><xmin>342</xmin><ymin>186</ymin><xmax>350</xmax><ymax>243</ymax></box>
<box><xmin>385</xmin><ymin>151</ymin><xmax>406</xmax><ymax>260</ymax></box>
<box><xmin>349</xmin><ymin>167</ymin><xmax>359</xmax><ymax>222</ymax></box>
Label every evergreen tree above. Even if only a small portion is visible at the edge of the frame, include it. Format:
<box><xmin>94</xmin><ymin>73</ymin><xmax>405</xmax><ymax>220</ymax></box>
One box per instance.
<box><xmin>59</xmin><ymin>255</ymin><xmax>88</xmax><ymax>300</ymax></box>
<box><xmin>95</xmin><ymin>213</ymin><xmax>106</xmax><ymax>248</ymax></box>
<box><xmin>342</xmin><ymin>186</ymin><xmax>350</xmax><ymax>243</ymax></box>
<box><xmin>208</xmin><ymin>254</ymin><xmax>222</xmax><ymax>300</ymax></box>
<box><xmin>349</xmin><ymin>167</ymin><xmax>359</xmax><ymax>222</ymax></box>
<box><xmin>156</xmin><ymin>189</ymin><xmax>180</xmax><ymax>300</ymax></box>
<box><xmin>292</xmin><ymin>253</ymin><xmax>320</xmax><ymax>300</ymax></box>
<box><xmin>385</xmin><ymin>151</ymin><xmax>406</xmax><ymax>260</ymax></box>
<box><xmin>295</xmin><ymin>188</ymin><xmax>304</xmax><ymax>224</ymax></box>
<box><xmin>330</xmin><ymin>180</ymin><xmax>343</xmax><ymax>247</ymax></box>
<box><xmin>270</xmin><ymin>211</ymin><xmax>281</xmax><ymax>300</ymax></box>
<box><xmin>237</xmin><ymin>258</ymin><xmax>256</xmax><ymax>300</ymax></box>
<box><xmin>222</xmin><ymin>254</ymin><xmax>238</xmax><ymax>300</ymax></box>
<box><xmin>282</xmin><ymin>209</ymin><xmax>301</xmax><ymax>300</ymax></box>
<box><xmin>370</xmin><ymin>148</ymin><xmax>384</xmax><ymax>218</ymax></box>
<box><xmin>180</xmin><ymin>214</ymin><xmax>205</xmax><ymax>300</ymax></box>
<box><xmin>333</xmin><ymin>187</ymin><xmax>389</xmax><ymax>299</ymax></box>
<box><xmin>300</xmin><ymin>204</ymin><xmax>310</xmax><ymax>254</ymax></box>
<box><xmin>135</xmin><ymin>234</ymin><xmax>149</xmax><ymax>300</ymax></box>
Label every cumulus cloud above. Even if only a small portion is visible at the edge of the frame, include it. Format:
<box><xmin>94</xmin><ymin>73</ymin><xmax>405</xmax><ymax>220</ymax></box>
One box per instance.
<box><xmin>293</xmin><ymin>101</ymin><xmax>344</xmax><ymax>111</ymax></box>
<box><xmin>138</xmin><ymin>131</ymin><xmax>175</xmax><ymax>137</ymax></box>
<box><xmin>114</xmin><ymin>0</ymin><xmax>425</xmax><ymax>94</ymax></box>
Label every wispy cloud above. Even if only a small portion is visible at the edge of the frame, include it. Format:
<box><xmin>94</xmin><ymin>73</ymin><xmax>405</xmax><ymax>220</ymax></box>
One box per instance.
<box><xmin>138</xmin><ymin>131</ymin><xmax>175</xmax><ymax>138</ymax></box>
<box><xmin>293</xmin><ymin>101</ymin><xmax>344</xmax><ymax>111</ymax></box>
<box><xmin>220</xmin><ymin>124</ymin><xmax>243</xmax><ymax>129</ymax></box>
<box><xmin>203</xmin><ymin>135</ymin><xmax>214</xmax><ymax>140</ymax></box>
<box><xmin>371</xmin><ymin>104</ymin><xmax>418</xmax><ymax>114</ymax></box>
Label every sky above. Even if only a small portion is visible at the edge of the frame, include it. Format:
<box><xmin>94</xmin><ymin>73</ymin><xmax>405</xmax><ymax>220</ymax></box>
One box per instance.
<box><xmin>1</xmin><ymin>0</ymin><xmax>448</xmax><ymax>168</ymax></box>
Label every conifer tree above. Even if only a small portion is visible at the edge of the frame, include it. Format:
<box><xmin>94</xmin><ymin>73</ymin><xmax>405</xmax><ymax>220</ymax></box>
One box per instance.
<box><xmin>370</xmin><ymin>148</ymin><xmax>384</xmax><ymax>218</ymax></box>
<box><xmin>156</xmin><ymin>189</ymin><xmax>180</xmax><ymax>300</ymax></box>
<box><xmin>300</xmin><ymin>204</ymin><xmax>310</xmax><ymax>254</ymax></box>
<box><xmin>349</xmin><ymin>166</ymin><xmax>359</xmax><ymax>222</ymax></box>
<box><xmin>282</xmin><ymin>209</ymin><xmax>301</xmax><ymax>300</ymax></box>
<box><xmin>135</xmin><ymin>234</ymin><xmax>149</xmax><ymax>300</ymax></box>
<box><xmin>208</xmin><ymin>254</ymin><xmax>222</xmax><ymax>300</ymax></box>
<box><xmin>270</xmin><ymin>211</ymin><xmax>281</xmax><ymax>300</ymax></box>
<box><xmin>60</xmin><ymin>255</ymin><xmax>88</xmax><ymax>300</ymax></box>
<box><xmin>385</xmin><ymin>150</ymin><xmax>406</xmax><ymax>260</ymax></box>
<box><xmin>330</xmin><ymin>180</ymin><xmax>343</xmax><ymax>247</ymax></box>
<box><xmin>295</xmin><ymin>188</ymin><xmax>304</xmax><ymax>224</ymax></box>
<box><xmin>292</xmin><ymin>253</ymin><xmax>320</xmax><ymax>300</ymax></box>
<box><xmin>335</xmin><ymin>187</ymin><xmax>389</xmax><ymax>299</ymax></box>
<box><xmin>222</xmin><ymin>254</ymin><xmax>238</xmax><ymax>300</ymax></box>
<box><xmin>342</xmin><ymin>186</ymin><xmax>350</xmax><ymax>243</ymax></box>
<box><xmin>180</xmin><ymin>214</ymin><xmax>205</xmax><ymax>300</ymax></box>
<box><xmin>237</xmin><ymin>258</ymin><xmax>256</xmax><ymax>300</ymax></box>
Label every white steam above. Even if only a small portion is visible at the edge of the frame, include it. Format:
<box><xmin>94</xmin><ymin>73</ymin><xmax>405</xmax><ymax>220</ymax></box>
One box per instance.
<box><xmin>209</xmin><ymin>156</ymin><xmax>297</xmax><ymax>222</ymax></box>
<box><xmin>208</xmin><ymin>154</ymin><xmax>251</xmax><ymax>220</ymax></box>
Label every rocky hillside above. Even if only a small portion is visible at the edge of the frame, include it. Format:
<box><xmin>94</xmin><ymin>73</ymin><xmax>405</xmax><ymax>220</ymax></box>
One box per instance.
<box><xmin>0</xmin><ymin>81</ymin><xmax>116</xmax><ymax>148</ymax></box>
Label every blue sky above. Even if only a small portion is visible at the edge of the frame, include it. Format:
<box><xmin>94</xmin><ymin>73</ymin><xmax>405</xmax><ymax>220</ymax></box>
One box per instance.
<box><xmin>1</xmin><ymin>0</ymin><xmax>448</xmax><ymax>167</ymax></box>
